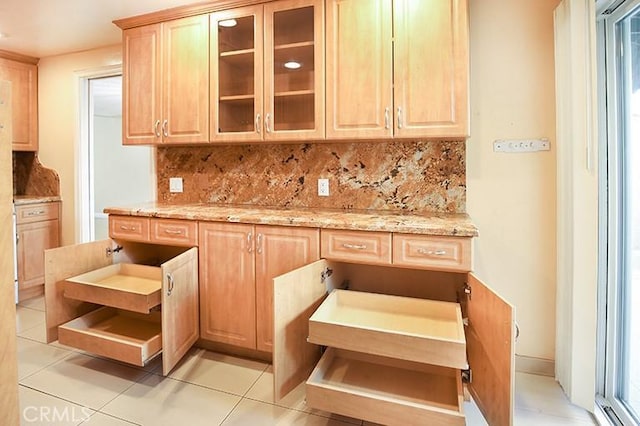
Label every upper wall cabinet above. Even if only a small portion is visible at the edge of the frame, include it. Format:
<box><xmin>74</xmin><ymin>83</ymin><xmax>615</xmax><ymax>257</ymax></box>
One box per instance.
<box><xmin>0</xmin><ymin>56</ymin><xmax>38</xmax><ymax>151</ymax></box>
<box><xmin>210</xmin><ymin>0</ymin><xmax>324</xmax><ymax>142</ymax></box>
<box><xmin>122</xmin><ymin>15</ymin><xmax>209</xmax><ymax>145</ymax></box>
<box><xmin>325</xmin><ymin>0</ymin><xmax>469</xmax><ymax>140</ymax></box>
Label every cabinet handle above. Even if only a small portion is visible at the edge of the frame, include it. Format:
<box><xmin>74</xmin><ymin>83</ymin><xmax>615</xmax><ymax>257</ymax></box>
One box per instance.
<box><xmin>247</xmin><ymin>232</ymin><xmax>253</xmax><ymax>253</ymax></box>
<box><xmin>265</xmin><ymin>113</ymin><xmax>272</xmax><ymax>133</ymax></box>
<box><xmin>417</xmin><ymin>248</ymin><xmax>447</xmax><ymax>256</ymax></box>
<box><xmin>163</xmin><ymin>228</ymin><xmax>183</xmax><ymax>235</ymax></box>
<box><xmin>397</xmin><ymin>106</ymin><xmax>403</xmax><ymax>129</ymax></box>
<box><xmin>342</xmin><ymin>243</ymin><xmax>367</xmax><ymax>250</ymax></box>
<box><xmin>255</xmin><ymin>114</ymin><xmax>261</xmax><ymax>134</ymax></box>
<box><xmin>166</xmin><ymin>273</ymin><xmax>174</xmax><ymax>296</ymax></box>
<box><xmin>162</xmin><ymin>119</ymin><xmax>168</xmax><ymax>138</ymax></box>
<box><xmin>384</xmin><ymin>107</ymin><xmax>390</xmax><ymax>130</ymax></box>
<box><xmin>154</xmin><ymin>120</ymin><xmax>161</xmax><ymax>137</ymax></box>
<box><xmin>119</xmin><ymin>225</ymin><xmax>137</xmax><ymax>231</ymax></box>
<box><xmin>26</xmin><ymin>210</ymin><xmax>45</xmax><ymax>216</ymax></box>
<box><xmin>256</xmin><ymin>233</ymin><xmax>263</xmax><ymax>254</ymax></box>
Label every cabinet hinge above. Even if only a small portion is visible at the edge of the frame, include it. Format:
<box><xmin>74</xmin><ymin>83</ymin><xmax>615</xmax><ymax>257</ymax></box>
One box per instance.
<box><xmin>106</xmin><ymin>245</ymin><xmax>123</xmax><ymax>257</ymax></box>
<box><xmin>320</xmin><ymin>267</ymin><xmax>333</xmax><ymax>283</ymax></box>
<box><xmin>462</xmin><ymin>368</ymin><xmax>472</xmax><ymax>384</ymax></box>
<box><xmin>462</xmin><ymin>317</ymin><xmax>469</xmax><ymax>327</ymax></box>
<box><xmin>463</xmin><ymin>283</ymin><xmax>472</xmax><ymax>299</ymax></box>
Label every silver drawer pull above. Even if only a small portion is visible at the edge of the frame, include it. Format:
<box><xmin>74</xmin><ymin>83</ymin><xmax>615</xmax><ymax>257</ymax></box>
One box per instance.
<box><xmin>342</xmin><ymin>243</ymin><xmax>367</xmax><ymax>250</ymax></box>
<box><xmin>27</xmin><ymin>210</ymin><xmax>45</xmax><ymax>216</ymax></box>
<box><xmin>166</xmin><ymin>273</ymin><xmax>174</xmax><ymax>296</ymax></box>
<box><xmin>417</xmin><ymin>248</ymin><xmax>447</xmax><ymax>256</ymax></box>
<box><xmin>163</xmin><ymin>229</ymin><xmax>183</xmax><ymax>235</ymax></box>
<box><xmin>119</xmin><ymin>225</ymin><xmax>137</xmax><ymax>231</ymax></box>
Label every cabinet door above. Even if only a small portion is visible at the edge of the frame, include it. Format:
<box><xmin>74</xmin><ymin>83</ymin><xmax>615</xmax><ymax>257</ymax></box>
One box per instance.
<box><xmin>199</xmin><ymin>222</ymin><xmax>256</xmax><ymax>348</ymax></box>
<box><xmin>0</xmin><ymin>58</ymin><xmax>38</xmax><ymax>151</ymax></box>
<box><xmin>465</xmin><ymin>273</ymin><xmax>515</xmax><ymax>426</ymax></box>
<box><xmin>211</xmin><ymin>6</ymin><xmax>264</xmax><ymax>142</ymax></box>
<box><xmin>255</xmin><ymin>226</ymin><xmax>319</xmax><ymax>352</ymax></box>
<box><xmin>161</xmin><ymin>247</ymin><xmax>199</xmax><ymax>374</ymax></box>
<box><xmin>122</xmin><ymin>24</ymin><xmax>162</xmax><ymax>145</ymax></box>
<box><xmin>162</xmin><ymin>15</ymin><xmax>210</xmax><ymax>144</ymax></box>
<box><xmin>17</xmin><ymin>219</ymin><xmax>59</xmax><ymax>291</ymax></box>
<box><xmin>264</xmin><ymin>0</ymin><xmax>325</xmax><ymax>140</ymax></box>
<box><xmin>325</xmin><ymin>0</ymin><xmax>392</xmax><ymax>139</ymax></box>
<box><xmin>393</xmin><ymin>0</ymin><xmax>469</xmax><ymax>138</ymax></box>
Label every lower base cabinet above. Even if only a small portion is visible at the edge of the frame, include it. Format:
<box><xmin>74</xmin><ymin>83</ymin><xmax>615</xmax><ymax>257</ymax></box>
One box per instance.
<box><xmin>44</xmin><ymin>239</ymin><xmax>199</xmax><ymax>375</ymax></box>
<box><xmin>273</xmin><ymin>260</ymin><xmax>515</xmax><ymax>426</ymax></box>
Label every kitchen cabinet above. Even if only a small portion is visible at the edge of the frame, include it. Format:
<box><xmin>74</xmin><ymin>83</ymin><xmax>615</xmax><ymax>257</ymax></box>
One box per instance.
<box><xmin>325</xmin><ymin>0</ymin><xmax>469</xmax><ymax>139</ymax></box>
<box><xmin>16</xmin><ymin>202</ymin><xmax>60</xmax><ymax>301</ymax></box>
<box><xmin>44</xmin><ymin>239</ymin><xmax>199</xmax><ymax>375</ymax></box>
<box><xmin>122</xmin><ymin>15</ymin><xmax>209</xmax><ymax>145</ymax></box>
<box><xmin>210</xmin><ymin>0</ymin><xmax>324</xmax><ymax>142</ymax></box>
<box><xmin>0</xmin><ymin>56</ymin><xmax>38</xmax><ymax>151</ymax></box>
<box><xmin>198</xmin><ymin>222</ymin><xmax>319</xmax><ymax>351</ymax></box>
<box><xmin>273</xmin><ymin>260</ymin><xmax>515</xmax><ymax>426</ymax></box>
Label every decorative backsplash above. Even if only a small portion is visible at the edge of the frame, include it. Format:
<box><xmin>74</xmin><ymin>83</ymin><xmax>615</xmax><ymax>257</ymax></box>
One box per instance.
<box><xmin>156</xmin><ymin>140</ymin><xmax>466</xmax><ymax>213</ymax></box>
<box><xmin>13</xmin><ymin>152</ymin><xmax>61</xmax><ymax>196</ymax></box>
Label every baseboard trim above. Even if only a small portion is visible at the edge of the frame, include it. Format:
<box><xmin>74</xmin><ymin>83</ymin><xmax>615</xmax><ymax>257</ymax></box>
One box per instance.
<box><xmin>516</xmin><ymin>354</ymin><xmax>555</xmax><ymax>376</ymax></box>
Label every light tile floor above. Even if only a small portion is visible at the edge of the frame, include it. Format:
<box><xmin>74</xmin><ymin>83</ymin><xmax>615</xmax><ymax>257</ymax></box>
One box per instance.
<box><xmin>16</xmin><ymin>298</ymin><xmax>598</xmax><ymax>425</ymax></box>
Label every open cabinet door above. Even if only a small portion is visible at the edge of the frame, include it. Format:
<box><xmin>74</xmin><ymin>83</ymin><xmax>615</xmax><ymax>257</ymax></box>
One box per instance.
<box><xmin>44</xmin><ymin>239</ymin><xmax>114</xmax><ymax>343</ymax></box>
<box><xmin>465</xmin><ymin>273</ymin><xmax>515</xmax><ymax>426</ymax></box>
<box><xmin>161</xmin><ymin>247</ymin><xmax>199</xmax><ymax>375</ymax></box>
<box><xmin>273</xmin><ymin>259</ymin><xmax>345</xmax><ymax>401</ymax></box>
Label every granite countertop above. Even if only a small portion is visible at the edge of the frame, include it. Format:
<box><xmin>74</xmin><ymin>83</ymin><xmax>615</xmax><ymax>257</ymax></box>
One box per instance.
<box><xmin>13</xmin><ymin>195</ymin><xmax>62</xmax><ymax>206</ymax></box>
<box><xmin>104</xmin><ymin>203</ymin><xmax>478</xmax><ymax>237</ymax></box>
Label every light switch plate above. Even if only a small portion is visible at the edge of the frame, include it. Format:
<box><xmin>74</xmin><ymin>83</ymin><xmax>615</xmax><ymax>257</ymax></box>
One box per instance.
<box><xmin>494</xmin><ymin>138</ymin><xmax>550</xmax><ymax>153</ymax></box>
<box><xmin>169</xmin><ymin>177</ymin><xmax>183</xmax><ymax>193</ymax></box>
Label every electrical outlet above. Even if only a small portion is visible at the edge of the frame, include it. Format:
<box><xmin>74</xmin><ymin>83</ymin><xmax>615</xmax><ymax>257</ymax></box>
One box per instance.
<box><xmin>169</xmin><ymin>177</ymin><xmax>183</xmax><ymax>193</ymax></box>
<box><xmin>493</xmin><ymin>138</ymin><xmax>550</xmax><ymax>153</ymax></box>
<box><xmin>318</xmin><ymin>178</ymin><xmax>329</xmax><ymax>197</ymax></box>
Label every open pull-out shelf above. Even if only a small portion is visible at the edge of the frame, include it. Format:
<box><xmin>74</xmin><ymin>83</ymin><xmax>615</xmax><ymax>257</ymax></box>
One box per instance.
<box><xmin>64</xmin><ymin>263</ymin><xmax>161</xmax><ymax>314</ymax></box>
<box><xmin>308</xmin><ymin>289</ymin><xmax>467</xmax><ymax>369</ymax></box>
<box><xmin>58</xmin><ymin>306</ymin><xmax>162</xmax><ymax>367</ymax></box>
<box><xmin>306</xmin><ymin>348</ymin><xmax>465</xmax><ymax>426</ymax></box>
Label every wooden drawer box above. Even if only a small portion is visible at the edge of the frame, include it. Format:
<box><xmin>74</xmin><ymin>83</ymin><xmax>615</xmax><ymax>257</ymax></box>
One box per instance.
<box><xmin>393</xmin><ymin>234</ymin><xmax>472</xmax><ymax>272</ymax></box>
<box><xmin>321</xmin><ymin>230</ymin><xmax>391</xmax><ymax>265</ymax></box>
<box><xmin>109</xmin><ymin>216</ymin><xmax>150</xmax><ymax>242</ymax></box>
<box><xmin>15</xmin><ymin>202</ymin><xmax>59</xmax><ymax>224</ymax></box>
<box><xmin>63</xmin><ymin>263</ymin><xmax>161</xmax><ymax>314</ymax></box>
<box><xmin>306</xmin><ymin>348</ymin><xmax>465</xmax><ymax>426</ymax></box>
<box><xmin>151</xmin><ymin>219</ymin><xmax>197</xmax><ymax>246</ymax></box>
<box><xmin>58</xmin><ymin>307</ymin><xmax>162</xmax><ymax>367</ymax></box>
<box><xmin>308</xmin><ymin>289</ymin><xmax>467</xmax><ymax>369</ymax></box>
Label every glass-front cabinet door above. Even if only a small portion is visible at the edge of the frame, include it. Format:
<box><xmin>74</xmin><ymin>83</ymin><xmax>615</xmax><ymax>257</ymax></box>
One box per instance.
<box><xmin>211</xmin><ymin>6</ymin><xmax>264</xmax><ymax>142</ymax></box>
<box><xmin>264</xmin><ymin>0</ymin><xmax>324</xmax><ymax>141</ymax></box>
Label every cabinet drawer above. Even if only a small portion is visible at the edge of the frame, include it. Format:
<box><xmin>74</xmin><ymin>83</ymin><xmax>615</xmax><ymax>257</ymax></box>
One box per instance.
<box><xmin>321</xmin><ymin>230</ymin><xmax>391</xmax><ymax>265</ymax></box>
<box><xmin>64</xmin><ymin>263</ymin><xmax>161</xmax><ymax>314</ymax></box>
<box><xmin>15</xmin><ymin>202</ymin><xmax>59</xmax><ymax>224</ymax></box>
<box><xmin>306</xmin><ymin>348</ymin><xmax>465</xmax><ymax>426</ymax></box>
<box><xmin>151</xmin><ymin>219</ymin><xmax>197</xmax><ymax>246</ymax></box>
<box><xmin>308</xmin><ymin>289</ymin><xmax>467</xmax><ymax>369</ymax></box>
<box><xmin>109</xmin><ymin>216</ymin><xmax>150</xmax><ymax>242</ymax></box>
<box><xmin>393</xmin><ymin>234</ymin><xmax>472</xmax><ymax>272</ymax></box>
<box><xmin>58</xmin><ymin>307</ymin><xmax>162</xmax><ymax>367</ymax></box>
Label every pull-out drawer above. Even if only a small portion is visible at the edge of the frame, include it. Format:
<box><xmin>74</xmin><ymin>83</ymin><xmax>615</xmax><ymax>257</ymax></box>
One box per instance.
<box><xmin>63</xmin><ymin>263</ymin><xmax>161</xmax><ymax>314</ymax></box>
<box><xmin>393</xmin><ymin>234</ymin><xmax>472</xmax><ymax>272</ymax></box>
<box><xmin>109</xmin><ymin>216</ymin><xmax>150</xmax><ymax>242</ymax></box>
<box><xmin>308</xmin><ymin>289</ymin><xmax>467</xmax><ymax>369</ymax></box>
<box><xmin>15</xmin><ymin>202</ymin><xmax>59</xmax><ymax>224</ymax></box>
<box><xmin>58</xmin><ymin>307</ymin><xmax>162</xmax><ymax>367</ymax></box>
<box><xmin>321</xmin><ymin>230</ymin><xmax>391</xmax><ymax>265</ymax></box>
<box><xmin>306</xmin><ymin>348</ymin><xmax>465</xmax><ymax>426</ymax></box>
<box><xmin>151</xmin><ymin>219</ymin><xmax>198</xmax><ymax>246</ymax></box>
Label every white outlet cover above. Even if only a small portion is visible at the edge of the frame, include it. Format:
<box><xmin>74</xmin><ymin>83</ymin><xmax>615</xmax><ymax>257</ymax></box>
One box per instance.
<box><xmin>318</xmin><ymin>178</ymin><xmax>329</xmax><ymax>196</ymax></box>
<box><xmin>169</xmin><ymin>177</ymin><xmax>183</xmax><ymax>193</ymax></box>
<box><xmin>494</xmin><ymin>138</ymin><xmax>550</xmax><ymax>153</ymax></box>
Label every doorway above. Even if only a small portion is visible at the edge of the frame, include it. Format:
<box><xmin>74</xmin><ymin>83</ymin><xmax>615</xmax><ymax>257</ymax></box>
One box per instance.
<box><xmin>79</xmin><ymin>73</ymin><xmax>155</xmax><ymax>242</ymax></box>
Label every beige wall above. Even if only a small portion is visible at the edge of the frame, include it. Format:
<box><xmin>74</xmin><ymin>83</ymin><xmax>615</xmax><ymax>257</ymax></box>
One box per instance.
<box><xmin>36</xmin><ymin>1</ymin><xmax>562</xmax><ymax>362</ymax></box>
<box><xmin>467</xmin><ymin>0</ymin><xmax>561</xmax><ymax>360</ymax></box>
<box><xmin>37</xmin><ymin>45</ymin><xmax>122</xmax><ymax>246</ymax></box>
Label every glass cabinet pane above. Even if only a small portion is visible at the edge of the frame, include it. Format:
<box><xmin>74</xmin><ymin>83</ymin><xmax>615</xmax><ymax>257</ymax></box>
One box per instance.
<box><xmin>217</xmin><ymin>15</ymin><xmax>256</xmax><ymax>134</ymax></box>
<box><xmin>271</xmin><ymin>6</ymin><xmax>315</xmax><ymax>131</ymax></box>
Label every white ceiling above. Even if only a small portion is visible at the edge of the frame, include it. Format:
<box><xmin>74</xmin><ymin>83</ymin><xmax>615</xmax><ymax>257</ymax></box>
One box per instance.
<box><xmin>0</xmin><ymin>0</ymin><xmax>203</xmax><ymax>58</ymax></box>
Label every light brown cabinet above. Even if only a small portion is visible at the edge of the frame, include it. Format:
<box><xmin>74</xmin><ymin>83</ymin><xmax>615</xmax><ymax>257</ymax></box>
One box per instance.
<box><xmin>325</xmin><ymin>0</ymin><xmax>469</xmax><ymax>139</ymax></box>
<box><xmin>198</xmin><ymin>222</ymin><xmax>319</xmax><ymax>351</ymax></box>
<box><xmin>0</xmin><ymin>56</ymin><xmax>38</xmax><ymax>151</ymax></box>
<box><xmin>16</xmin><ymin>202</ymin><xmax>60</xmax><ymax>301</ymax></box>
<box><xmin>122</xmin><ymin>15</ymin><xmax>209</xmax><ymax>145</ymax></box>
<box><xmin>210</xmin><ymin>0</ymin><xmax>324</xmax><ymax>142</ymax></box>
